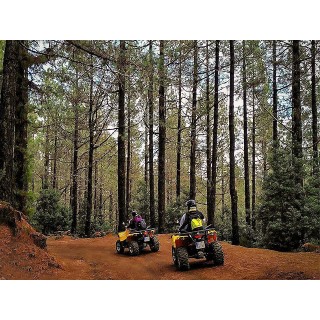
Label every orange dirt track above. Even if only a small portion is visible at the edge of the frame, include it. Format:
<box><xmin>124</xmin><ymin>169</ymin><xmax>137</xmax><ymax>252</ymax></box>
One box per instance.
<box><xmin>37</xmin><ymin>234</ymin><xmax>320</xmax><ymax>280</ymax></box>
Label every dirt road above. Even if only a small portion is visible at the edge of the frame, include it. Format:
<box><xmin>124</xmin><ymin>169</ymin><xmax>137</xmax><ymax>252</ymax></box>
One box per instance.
<box><xmin>44</xmin><ymin>234</ymin><xmax>320</xmax><ymax>280</ymax></box>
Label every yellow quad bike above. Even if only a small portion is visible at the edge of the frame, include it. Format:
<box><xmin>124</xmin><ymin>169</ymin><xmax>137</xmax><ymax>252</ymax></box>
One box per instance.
<box><xmin>171</xmin><ymin>226</ymin><xmax>224</xmax><ymax>271</ymax></box>
<box><xmin>116</xmin><ymin>227</ymin><xmax>160</xmax><ymax>256</ymax></box>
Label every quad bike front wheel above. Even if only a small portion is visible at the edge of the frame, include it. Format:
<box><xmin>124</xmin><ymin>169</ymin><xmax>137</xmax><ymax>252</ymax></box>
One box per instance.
<box><xmin>150</xmin><ymin>235</ymin><xmax>160</xmax><ymax>252</ymax></box>
<box><xmin>128</xmin><ymin>241</ymin><xmax>140</xmax><ymax>256</ymax></box>
<box><xmin>209</xmin><ymin>241</ymin><xmax>224</xmax><ymax>266</ymax></box>
<box><xmin>176</xmin><ymin>247</ymin><xmax>190</xmax><ymax>271</ymax></box>
<box><xmin>116</xmin><ymin>240</ymin><xmax>124</xmax><ymax>254</ymax></box>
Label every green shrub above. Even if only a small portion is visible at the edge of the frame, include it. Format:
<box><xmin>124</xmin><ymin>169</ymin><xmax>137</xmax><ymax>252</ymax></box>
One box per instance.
<box><xmin>32</xmin><ymin>188</ymin><xmax>71</xmax><ymax>235</ymax></box>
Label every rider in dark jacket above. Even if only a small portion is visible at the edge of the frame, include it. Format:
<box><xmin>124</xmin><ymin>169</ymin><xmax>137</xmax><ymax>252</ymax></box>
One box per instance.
<box><xmin>179</xmin><ymin>200</ymin><xmax>204</xmax><ymax>232</ymax></box>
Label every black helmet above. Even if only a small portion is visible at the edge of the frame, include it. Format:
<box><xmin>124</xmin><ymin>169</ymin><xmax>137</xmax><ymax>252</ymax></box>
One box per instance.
<box><xmin>131</xmin><ymin>211</ymin><xmax>137</xmax><ymax>216</ymax></box>
<box><xmin>186</xmin><ymin>199</ymin><xmax>196</xmax><ymax>209</ymax></box>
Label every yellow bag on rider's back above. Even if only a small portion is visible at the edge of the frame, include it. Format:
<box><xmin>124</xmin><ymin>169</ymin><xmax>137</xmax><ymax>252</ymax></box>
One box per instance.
<box><xmin>191</xmin><ymin>217</ymin><xmax>203</xmax><ymax>230</ymax></box>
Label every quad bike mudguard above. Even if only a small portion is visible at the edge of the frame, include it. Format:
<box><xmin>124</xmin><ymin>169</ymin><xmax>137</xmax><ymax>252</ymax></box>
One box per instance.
<box><xmin>118</xmin><ymin>229</ymin><xmax>130</xmax><ymax>242</ymax></box>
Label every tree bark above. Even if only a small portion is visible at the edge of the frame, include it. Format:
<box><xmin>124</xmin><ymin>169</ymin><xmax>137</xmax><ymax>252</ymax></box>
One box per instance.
<box><xmin>109</xmin><ymin>190</ymin><xmax>113</xmax><ymax>224</ymax></box>
<box><xmin>206</xmin><ymin>41</ymin><xmax>213</xmax><ymax>223</ymax></box>
<box><xmin>126</xmin><ymin>79</ymin><xmax>131</xmax><ymax>219</ymax></box>
<box><xmin>229</xmin><ymin>41</ymin><xmax>240</xmax><ymax>245</ymax></box>
<box><xmin>148</xmin><ymin>41</ymin><xmax>155</xmax><ymax>227</ymax></box>
<box><xmin>272</xmin><ymin>40</ymin><xmax>278</xmax><ymax>144</ymax></box>
<box><xmin>52</xmin><ymin>123</ymin><xmax>58</xmax><ymax>190</ymax></box>
<box><xmin>210</xmin><ymin>40</ymin><xmax>220</xmax><ymax>227</ymax></box>
<box><xmin>252</xmin><ymin>92</ymin><xmax>256</xmax><ymax>230</ymax></box>
<box><xmin>85</xmin><ymin>61</ymin><xmax>94</xmax><ymax>237</ymax></box>
<box><xmin>189</xmin><ymin>40</ymin><xmax>198</xmax><ymax>200</ymax></box>
<box><xmin>144</xmin><ymin>102</ymin><xmax>148</xmax><ymax>186</ymax></box>
<box><xmin>0</xmin><ymin>41</ymin><xmax>18</xmax><ymax>204</ymax></box>
<box><xmin>176</xmin><ymin>43</ymin><xmax>182</xmax><ymax>201</ymax></box>
<box><xmin>117</xmin><ymin>40</ymin><xmax>126</xmax><ymax>232</ymax></box>
<box><xmin>13</xmin><ymin>41</ymin><xmax>29</xmax><ymax>212</ymax></box>
<box><xmin>43</xmin><ymin>124</ymin><xmax>50</xmax><ymax>189</ymax></box>
<box><xmin>243</xmin><ymin>40</ymin><xmax>251</xmax><ymax>226</ymax></box>
<box><xmin>311</xmin><ymin>40</ymin><xmax>318</xmax><ymax>175</ymax></box>
<box><xmin>71</xmin><ymin>95</ymin><xmax>79</xmax><ymax>234</ymax></box>
<box><xmin>158</xmin><ymin>40</ymin><xmax>166</xmax><ymax>233</ymax></box>
<box><xmin>292</xmin><ymin>40</ymin><xmax>303</xmax><ymax>186</ymax></box>
<box><xmin>221</xmin><ymin>158</ymin><xmax>225</xmax><ymax>217</ymax></box>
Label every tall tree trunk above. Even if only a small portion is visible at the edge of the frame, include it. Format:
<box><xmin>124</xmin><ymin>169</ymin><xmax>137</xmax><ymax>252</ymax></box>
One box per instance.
<box><xmin>71</xmin><ymin>111</ymin><xmax>79</xmax><ymax>233</ymax></box>
<box><xmin>43</xmin><ymin>124</ymin><xmax>50</xmax><ymax>189</ymax></box>
<box><xmin>252</xmin><ymin>92</ymin><xmax>256</xmax><ymax>230</ymax></box>
<box><xmin>52</xmin><ymin>126</ymin><xmax>58</xmax><ymax>189</ymax></box>
<box><xmin>189</xmin><ymin>40</ymin><xmax>198</xmax><ymax>200</ymax></box>
<box><xmin>229</xmin><ymin>40</ymin><xmax>240</xmax><ymax>245</ymax></box>
<box><xmin>109</xmin><ymin>190</ymin><xmax>113</xmax><ymax>225</ymax></box>
<box><xmin>243</xmin><ymin>40</ymin><xmax>251</xmax><ymax>226</ymax></box>
<box><xmin>158</xmin><ymin>40</ymin><xmax>166</xmax><ymax>233</ymax></box>
<box><xmin>93</xmin><ymin>160</ymin><xmax>98</xmax><ymax>227</ymax></box>
<box><xmin>311</xmin><ymin>40</ymin><xmax>318</xmax><ymax>175</ymax></box>
<box><xmin>98</xmin><ymin>184</ymin><xmax>103</xmax><ymax>227</ymax></box>
<box><xmin>206</xmin><ymin>41</ymin><xmax>213</xmax><ymax>222</ymax></box>
<box><xmin>0</xmin><ymin>41</ymin><xmax>18</xmax><ymax>204</ymax></box>
<box><xmin>144</xmin><ymin>102</ymin><xmax>149</xmax><ymax>186</ymax></box>
<box><xmin>292</xmin><ymin>40</ymin><xmax>303</xmax><ymax>186</ymax></box>
<box><xmin>71</xmin><ymin>78</ymin><xmax>79</xmax><ymax>234</ymax></box>
<box><xmin>211</xmin><ymin>40</ymin><xmax>220</xmax><ymax>227</ymax></box>
<box><xmin>272</xmin><ymin>40</ymin><xmax>278</xmax><ymax>144</ymax></box>
<box><xmin>148</xmin><ymin>41</ymin><xmax>155</xmax><ymax>227</ymax></box>
<box><xmin>262</xmin><ymin>139</ymin><xmax>267</xmax><ymax>179</ymax></box>
<box><xmin>221</xmin><ymin>157</ymin><xmax>225</xmax><ymax>217</ymax></box>
<box><xmin>176</xmin><ymin>43</ymin><xmax>182</xmax><ymax>201</ymax></box>
<box><xmin>126</xmin><ymin>81</ymin><xmax>131</xmax><ymax>219</ymax></box>
<box><xmin>14</xmin><ymin>41</ymin><xmax>29</xmax><ymax>212</ymax></box>
<box><xmin>85</xmin><ymin>62</ymin><xmax>94</xmax><ymax>237</ymax></box>
<box><xmin>117</xmin><ymin>40</ymin><xmax>126</xmax><ymax>232</ymax></box>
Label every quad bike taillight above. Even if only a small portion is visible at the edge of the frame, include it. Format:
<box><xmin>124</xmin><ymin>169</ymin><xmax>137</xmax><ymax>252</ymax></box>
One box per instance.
<box><xmin>207</xmin><ymin>231</ymin><xmax>217</xmax><ymax>243</ymax></box>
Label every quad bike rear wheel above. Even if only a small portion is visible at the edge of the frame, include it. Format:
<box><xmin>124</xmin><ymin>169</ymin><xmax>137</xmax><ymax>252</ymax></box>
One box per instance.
<box><xmin>128</xmin><ymin>241</ymin><xmax>140</xmax><ymax>256</ymax></box>
<box><xmin>116</xmin><ymin>240</ymin><xmax>124</xmax><ymax>254</ymax></box>
<box><xmin>176</xmin><ymin>247</ymin><xmax>190</xmax><ymax>271</ymax></box>
<box><xmin>150</xmin><ymin>235</ymin><xmax>160</xmax><ymax>252</ymax></box>
<box><xmin>209</xmin><ymin>241</ymin><xmax>224</xmax><ymax>266</ymax></box>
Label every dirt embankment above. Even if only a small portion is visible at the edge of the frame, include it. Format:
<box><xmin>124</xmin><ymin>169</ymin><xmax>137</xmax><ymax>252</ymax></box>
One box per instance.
<box><xmin>0</xmin><ymin>202</ymin><xmax>62</xmax><ymax>280</ymax></box>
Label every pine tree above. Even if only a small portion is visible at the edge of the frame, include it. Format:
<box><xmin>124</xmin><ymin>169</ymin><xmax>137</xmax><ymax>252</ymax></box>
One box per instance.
<box><xmin>258</xmin><ymin>147</ymin><xmax>305</xmax><ymax>251</ymax></box>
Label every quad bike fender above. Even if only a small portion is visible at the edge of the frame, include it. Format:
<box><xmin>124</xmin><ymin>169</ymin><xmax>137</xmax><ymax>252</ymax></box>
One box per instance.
<box><xmin>171</xmin><ymin>234</ymin><xmax>189</xmax><ymax>248</ymax></box>
<box><xmin>118</xmin><ymin>229</ymin><xmax>130</xmax><ymax>242</ymax></box>
<box><xmin>207</xmin><ymin>230</ymin><xmax>218</xmax><ymax>243</ymax></box>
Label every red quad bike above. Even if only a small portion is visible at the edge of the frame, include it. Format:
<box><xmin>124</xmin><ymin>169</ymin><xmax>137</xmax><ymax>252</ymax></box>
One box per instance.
<box><xmin>116</xmin><ymin>226</ymin><xmax>160</xmax><ymax>256</ymax></box>
<box><xmin>171</xmin><ymin>225</ymin><xmax>224</xmax><ymax>271</ymax></box>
